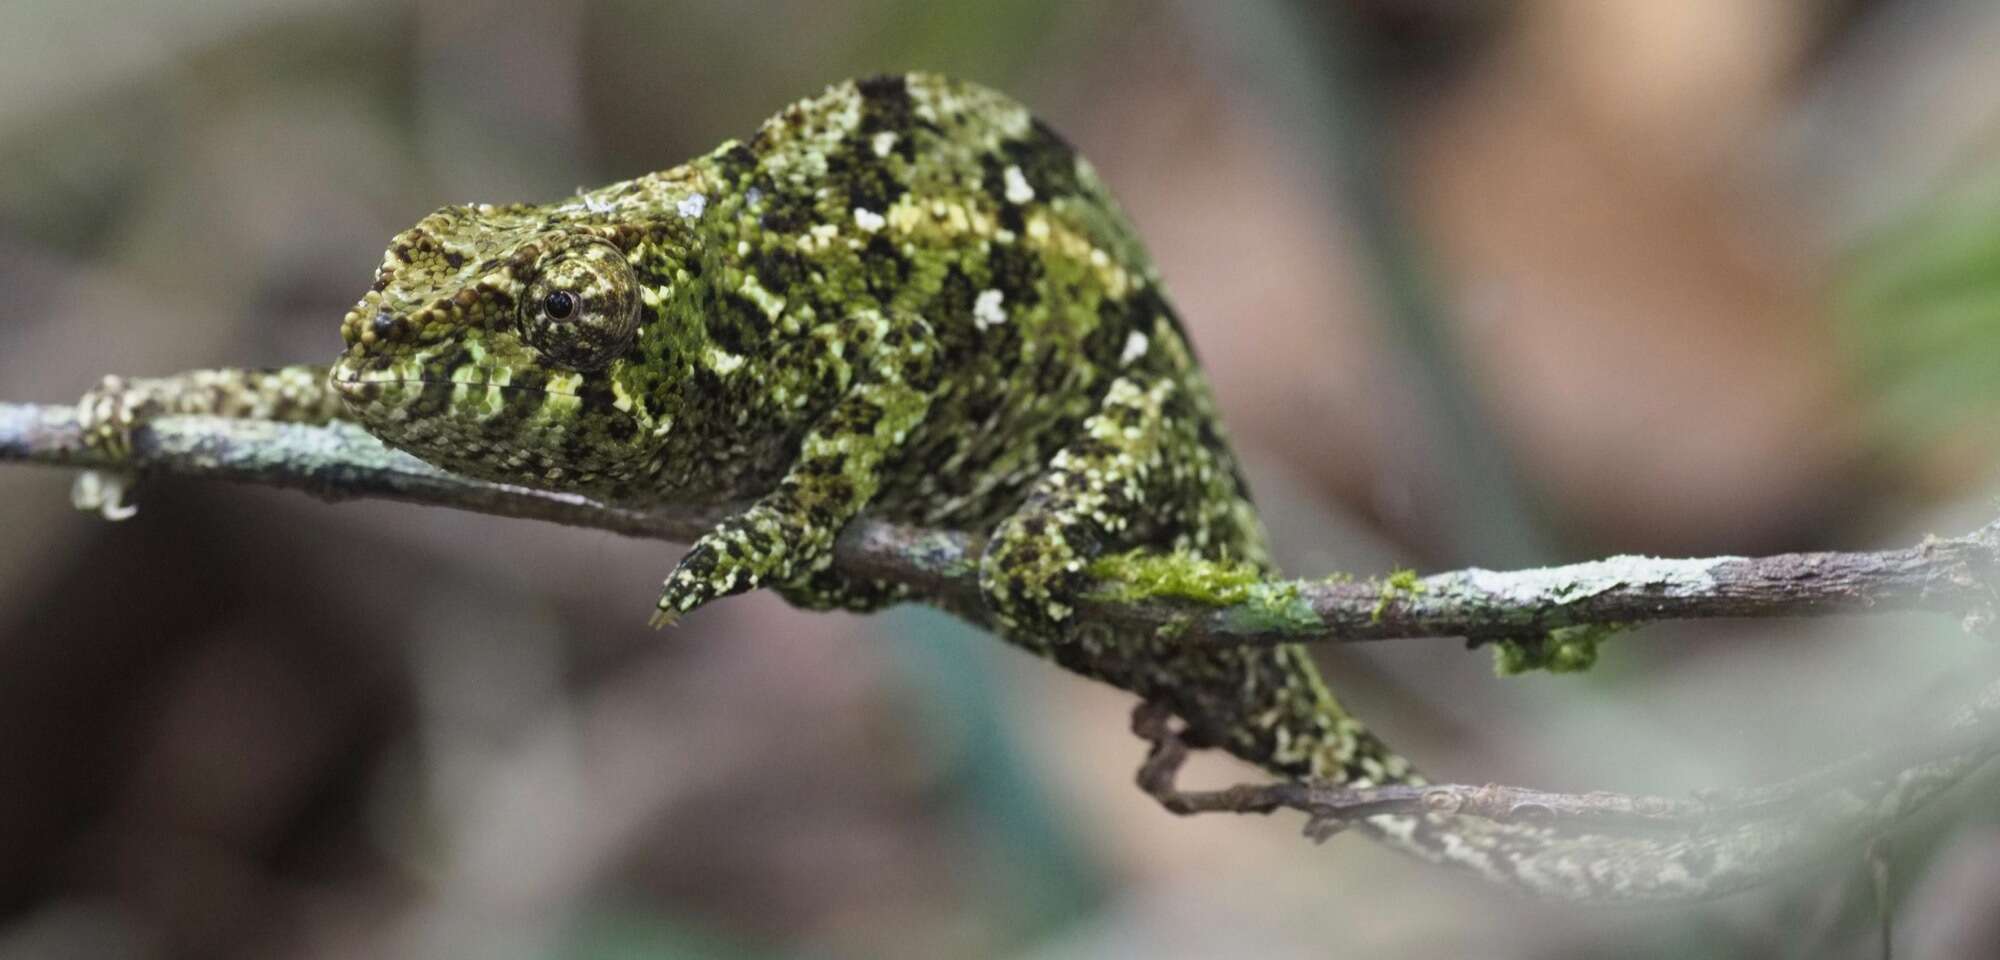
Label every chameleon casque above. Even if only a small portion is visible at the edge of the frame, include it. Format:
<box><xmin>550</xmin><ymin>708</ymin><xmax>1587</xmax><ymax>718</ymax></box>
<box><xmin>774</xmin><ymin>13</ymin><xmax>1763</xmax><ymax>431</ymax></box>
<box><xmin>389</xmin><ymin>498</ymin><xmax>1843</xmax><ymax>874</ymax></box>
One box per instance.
<box><xmin>78</xmin><ymin>74</ymin><xmax>1763</xmax><ymax>900</ymax></box>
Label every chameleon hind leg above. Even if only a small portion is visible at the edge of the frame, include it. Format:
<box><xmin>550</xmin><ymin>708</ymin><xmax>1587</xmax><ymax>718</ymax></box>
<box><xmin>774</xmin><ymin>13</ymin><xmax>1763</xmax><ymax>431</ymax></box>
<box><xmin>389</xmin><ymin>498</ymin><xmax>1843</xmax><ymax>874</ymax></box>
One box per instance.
<box><xmin>977</xmin><ymin>371</ymin><xmax>1257</xmax><ymax>641</ymax></box>
<box><xmin>977</xmin><ymin>371</ymin><xmax>1410</xmax><ymax>786</ymax></box>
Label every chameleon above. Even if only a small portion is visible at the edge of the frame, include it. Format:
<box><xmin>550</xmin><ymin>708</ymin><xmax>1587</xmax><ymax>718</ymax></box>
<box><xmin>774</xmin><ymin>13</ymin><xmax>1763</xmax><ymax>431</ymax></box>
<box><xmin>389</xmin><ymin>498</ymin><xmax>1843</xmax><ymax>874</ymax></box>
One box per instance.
<box><xmin>75</xmin><ymin>73</ymin><xmax>1788</xmax><ymax>901</ymax></box>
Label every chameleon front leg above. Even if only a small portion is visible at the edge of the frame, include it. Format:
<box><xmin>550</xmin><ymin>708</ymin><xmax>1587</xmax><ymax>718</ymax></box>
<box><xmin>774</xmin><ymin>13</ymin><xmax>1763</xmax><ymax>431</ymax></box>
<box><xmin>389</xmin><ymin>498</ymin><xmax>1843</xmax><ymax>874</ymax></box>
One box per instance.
<box><xmin>649</xmin><ymin>317</ymin><xmax>939</xmax><ymax>627</ymax></box>
<box><xmin>773</xmin><ymin>568</ymin><xmax>913</xmax><ymax>613</ymax></box>
<box><xmin>77</xmin><ymin>365</ymin><xmax>347</xmax><ymax>455</ymax></box>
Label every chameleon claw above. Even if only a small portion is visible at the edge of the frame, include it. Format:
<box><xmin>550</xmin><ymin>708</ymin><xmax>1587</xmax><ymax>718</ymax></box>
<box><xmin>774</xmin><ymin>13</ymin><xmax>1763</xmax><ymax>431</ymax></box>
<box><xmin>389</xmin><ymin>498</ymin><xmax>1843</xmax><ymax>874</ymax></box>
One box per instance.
<box><xmin>71</xmin><ymin>469</ymin><xmax>139</xmax><ymax>521</ymax></box>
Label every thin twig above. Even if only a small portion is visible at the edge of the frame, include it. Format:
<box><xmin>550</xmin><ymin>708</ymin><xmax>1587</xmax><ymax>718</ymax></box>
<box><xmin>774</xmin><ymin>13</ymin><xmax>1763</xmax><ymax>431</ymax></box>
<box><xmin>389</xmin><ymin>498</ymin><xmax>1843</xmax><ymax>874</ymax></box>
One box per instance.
<box><xmin>1133</xmin><ymin>670</ymin><xmax>2000</xmax><ymax>861</ymax></box>
<box><xmin>8</xmin><ymin>399</ymin><xmax>2000</xmax><ymax>905</ymax></box>
<box><xmin>5</xmin><ymin>401</ymin><xmax>1998</xmax><ymax>647</ymax></box>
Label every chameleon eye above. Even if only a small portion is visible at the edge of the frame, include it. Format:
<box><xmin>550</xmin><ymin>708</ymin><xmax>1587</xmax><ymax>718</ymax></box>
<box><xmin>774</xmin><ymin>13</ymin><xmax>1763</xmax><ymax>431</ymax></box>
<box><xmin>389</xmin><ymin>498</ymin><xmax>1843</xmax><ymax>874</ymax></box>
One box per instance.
<box><xmin>543</xmin><ymin>290</ymin><xmax>578</xmax><ymax>321</ymax></box>
<box><xmin>520</xmin><ymin>239</ymin><xmax>641</xmax><ymax>371</ymax></box>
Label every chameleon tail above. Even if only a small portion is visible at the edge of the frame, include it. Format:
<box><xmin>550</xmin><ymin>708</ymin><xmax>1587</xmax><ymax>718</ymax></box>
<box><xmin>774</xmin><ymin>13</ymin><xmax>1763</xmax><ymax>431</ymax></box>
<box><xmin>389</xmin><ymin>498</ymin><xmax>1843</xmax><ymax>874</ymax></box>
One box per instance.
<box><xmin>1144</xmin><ymin>641</ymin><xmax>1424</xmax><ymax>788</ymax></box>
<box><xmin>1165</xmin><ymin>630</ymin><xmax>1969</xmax><ymax>902</ymax></box>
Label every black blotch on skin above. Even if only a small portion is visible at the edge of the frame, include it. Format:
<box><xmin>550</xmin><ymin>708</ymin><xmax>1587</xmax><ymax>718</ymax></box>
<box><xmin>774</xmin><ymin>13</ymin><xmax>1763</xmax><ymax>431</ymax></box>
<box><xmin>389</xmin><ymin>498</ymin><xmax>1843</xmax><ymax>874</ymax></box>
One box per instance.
<box><xmin>979</xmin><ymin>153</ymin><xmax>1029</xmax><ymax>233</ymax></box>
<box><xmin>427</xmin><ymin>344</ymin><xmax>475</xmax><ymax>380</ymax></box>
<box><xmin>443</xmin><ymin>250</ymin><xmax>466</xmax><ymax>270</ymax></box>
<box><xmin>690</xmin><ymin>367</ymin><xmax>726</xmax><ymax>403</ymax></box>
<box><xmin>511</xmin><ymin>367</ymin><xmax>549</xmax><ymax>394</ymax></box>
<box><xmin>964</xmin><ymin>389</ymin><xmax>1003</xmax><ymax>428</ymax></box>
<box><xmin>979</xmin><ymin>153</ymin><xmax>1011</xmax><ymax>209</ymax></box>
<box><xmin>826</xmin><ymin>145</ymin><xmax>905</xmax><ymax>215</ymax></box>
<box><xmin>492</xmin><ymin>383</ymin><xmax>540</xmax><ymax>426</ymax></box>
<box><xmin>996</xmin><ymin>203</ymin><xmax>1025</xmax><ymax>234</ymax></box>
<box><xmin>578</xmin><ymin>376</ymin><xmax>637</xmax><ymax>443</ymax></box>
<box><xmin>410</xmin><ymin>380</ymin><xmax>454</xmax><ymax>420</ymax></box>
<box><xmin>633</xmin><ymin>262</ymin><xmax>678</xmax><ymax>293</ymax></box>
<box><xmin>753</xmin><ymin>248</ymin><xmax>807</xmax><ymax>294</ymax></box>
<box><xmin>709</xmin><ymin>293</ymin><xmax>765</xmax><ymax>356</ymax></box>
<box><xmin>907</xmin><ymin>357</ymin><xmax>942</xmax><ymax>393</ymax></box>
<box><xmin>755</xmin><ymin>177</ymin><xmax>813</xmax><ymax>233</ymax></box>
<box><xmin>1131</xmin><ymin>284</ymin><xmax>1199</xmax><ymax>365</ymax></box>
<box><xmin>926</xmin><ymin>264</ymin><xmax>978</xmax><ymax>361</ymax></box>
<box><xmin>987</xmin><ymin>242</ymin><xmax>1043</xmax><ymax>308</ymax></box>
<box><xmin>1001</xmin><ymin>118</ymin><xmax>1082</xmax><ymax>201</ymax></box>
<box><xmin>560</xmin><ymin>419</ymin><xmax>596</xmax><ymax>466</ymax></box>
<box><xmin>680</xmin><ymin>548</ymin><xmax>718</xmax><ymax>577</ymax></box>
<box><xmin>861</xmin><ymin>234</ymin><xmax>911</xmax><ymax>301</ymax></box>
<box><xmin>717</xmin><ymin>142</ymin><xmax>758</xmax><ymax>185</ymax></box>
<box><xmin>1085</xmin><ymin>297</ymin><xmax>1134</xmax><ymax>370</ymax></box>
<box><xmin>823</xmin><ymin>476</ymin><xmax>856</xmax><ymax>508</ymax></box>
<box><xmin>857</xmin><ymin>75</ymin><xmax>917</xmax><ymax>151</ymax></box>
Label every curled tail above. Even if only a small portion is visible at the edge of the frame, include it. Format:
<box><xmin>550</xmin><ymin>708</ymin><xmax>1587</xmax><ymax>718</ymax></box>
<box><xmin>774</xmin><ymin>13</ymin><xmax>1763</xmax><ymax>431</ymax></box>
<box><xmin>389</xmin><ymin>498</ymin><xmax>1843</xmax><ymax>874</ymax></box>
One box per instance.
<box><xmin>961</xmin><ymin>315</ymin><xmax>1947</xmax><ymax>901</ymax></box>
<box><xmin>1130</xmin><ymin>640</ymin><xmax>1422</xmax><ymax>788</ymax></box>
<box><xmin>1154</xmin><ymin>632</ymin><xmax>1977</xmax><ymax>903</ymax></box>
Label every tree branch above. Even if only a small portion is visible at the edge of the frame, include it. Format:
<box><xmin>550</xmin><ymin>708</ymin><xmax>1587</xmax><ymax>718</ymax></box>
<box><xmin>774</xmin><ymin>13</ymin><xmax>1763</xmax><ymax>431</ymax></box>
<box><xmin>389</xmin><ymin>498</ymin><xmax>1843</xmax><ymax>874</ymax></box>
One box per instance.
<box><xmin>7</xmin><ymin>399</ymin><xmax>2000</xmax><ymax>906</ymax></box>
<box><xmin>1133</xmin><ymin>676</ymin><xmax>2000</xmax><ymax>843</ymax></box>
<box><xmin>6</xmin><ymin>401</ymin><xmax>1997</xmax><ymax>647</ymax></box>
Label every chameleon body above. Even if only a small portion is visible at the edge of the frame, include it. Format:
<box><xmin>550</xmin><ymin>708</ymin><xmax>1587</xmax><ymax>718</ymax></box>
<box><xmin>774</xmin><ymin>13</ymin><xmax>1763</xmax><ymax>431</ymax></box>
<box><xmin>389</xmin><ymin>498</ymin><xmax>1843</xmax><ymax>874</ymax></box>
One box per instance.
<box><xmin>79</xmin><ymin>74</ymin><xmax>1771</xmax><ymax>900</ymax></box>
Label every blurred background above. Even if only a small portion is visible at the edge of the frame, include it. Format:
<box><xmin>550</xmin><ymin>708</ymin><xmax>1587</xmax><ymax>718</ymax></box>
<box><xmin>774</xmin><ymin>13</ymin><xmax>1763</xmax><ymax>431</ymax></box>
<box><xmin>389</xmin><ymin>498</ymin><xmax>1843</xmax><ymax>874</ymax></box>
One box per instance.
<box><xmin>5</xmin><ymin>0</ymin><xmax>2000</xmax><ymax>956</ymax></box>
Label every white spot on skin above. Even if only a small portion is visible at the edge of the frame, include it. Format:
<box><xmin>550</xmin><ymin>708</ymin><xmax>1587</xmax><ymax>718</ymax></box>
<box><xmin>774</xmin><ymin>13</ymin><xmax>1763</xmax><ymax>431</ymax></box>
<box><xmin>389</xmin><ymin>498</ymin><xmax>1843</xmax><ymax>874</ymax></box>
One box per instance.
<box><xmin>1003</xmin><ymin>165</ymin><xmax>1034</xmax><ymax>204</ymax></box>
<box><xmin>1120</xmin><ymin>331</ymin><xmax>1149</xmax><ymax>365</ymax></box>
<box><xmin>973</xmin><ymin>289</ymin><xmax>1006</xmax><ymax>330</ymax></box>
<box><xmin>872</xmin><ymin>131</ymin><xmax>898</xmax><ymax>157</ymax></box>
<box><xmin>706</xmin><ymin>347</ymin><xmax>745</xmax><ymax>375</ymax></box>
<box><xmin>677</xmin><ymin>193</ymin><xmax>707</xmax><ymax>219</ymax></box>
<box><xmin>854</xmin><ymin>207</ymin><xmax>886</xmax><ymax>232</ymax></box>
<box><xmin>739</xmin><ymin>274</ymin><xmax>786</xmax><ymax>319</ymax></box>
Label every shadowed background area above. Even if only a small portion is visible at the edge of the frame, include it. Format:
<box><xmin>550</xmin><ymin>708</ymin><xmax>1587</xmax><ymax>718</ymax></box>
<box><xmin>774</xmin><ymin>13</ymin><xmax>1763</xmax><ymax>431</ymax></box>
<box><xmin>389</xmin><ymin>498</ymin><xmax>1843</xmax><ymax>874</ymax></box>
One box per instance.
<box><xmin>5</xmin><ymin>1</ymin><xmax>2000</xmax><ymax>957</ymax></box>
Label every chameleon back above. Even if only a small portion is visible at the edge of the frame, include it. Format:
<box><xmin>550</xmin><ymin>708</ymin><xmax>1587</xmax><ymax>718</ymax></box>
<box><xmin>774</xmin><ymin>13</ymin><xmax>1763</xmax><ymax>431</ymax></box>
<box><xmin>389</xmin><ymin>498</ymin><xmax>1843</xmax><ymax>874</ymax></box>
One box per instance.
<box><xmin>692</xmin><ymin>75</ymin><xmax>1404</xmax><ymax>782</ymax></box>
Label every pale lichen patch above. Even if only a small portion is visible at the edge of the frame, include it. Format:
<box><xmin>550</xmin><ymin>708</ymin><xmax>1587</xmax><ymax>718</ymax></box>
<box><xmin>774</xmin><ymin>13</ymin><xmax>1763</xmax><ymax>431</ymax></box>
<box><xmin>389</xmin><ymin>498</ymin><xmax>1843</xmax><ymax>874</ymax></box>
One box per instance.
<box><xmin>973</xmin><ymin>289</ymin><xmax>1006</xmax><ymax>330</ymax></box>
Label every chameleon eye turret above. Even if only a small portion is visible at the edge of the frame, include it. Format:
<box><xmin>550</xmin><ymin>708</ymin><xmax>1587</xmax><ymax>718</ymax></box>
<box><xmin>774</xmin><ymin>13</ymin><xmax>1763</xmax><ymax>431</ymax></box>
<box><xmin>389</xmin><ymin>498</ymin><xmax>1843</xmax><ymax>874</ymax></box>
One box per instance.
<box><xmin>520</xmin><ymin>238</ymin><xmax>641</xmax><ymax>372</ymax></box>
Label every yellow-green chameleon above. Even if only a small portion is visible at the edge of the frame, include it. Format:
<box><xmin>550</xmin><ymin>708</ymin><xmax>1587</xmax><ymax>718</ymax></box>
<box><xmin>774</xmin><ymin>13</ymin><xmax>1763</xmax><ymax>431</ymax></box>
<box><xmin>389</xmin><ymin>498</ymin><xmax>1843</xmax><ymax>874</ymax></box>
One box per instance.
<box><xmin>77</xmin><ymin>74</ymin><xmax>1749</xmax><ymax>900</ymax></box>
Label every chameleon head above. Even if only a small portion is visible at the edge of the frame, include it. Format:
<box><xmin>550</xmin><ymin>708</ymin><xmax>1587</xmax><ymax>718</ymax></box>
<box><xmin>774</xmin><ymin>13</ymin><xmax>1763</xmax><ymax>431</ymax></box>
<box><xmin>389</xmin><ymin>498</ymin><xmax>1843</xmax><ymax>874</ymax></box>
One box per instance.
<box><xmin>329</xmin><ymin>203</ymin><xmax>663</xmax><ymax>494</ymax></box>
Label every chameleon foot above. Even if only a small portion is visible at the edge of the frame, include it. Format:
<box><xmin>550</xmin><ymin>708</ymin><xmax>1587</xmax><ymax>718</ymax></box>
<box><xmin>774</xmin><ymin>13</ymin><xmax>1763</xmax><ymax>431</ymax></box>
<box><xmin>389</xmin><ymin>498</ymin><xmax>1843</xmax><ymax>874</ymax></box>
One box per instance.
<box><xmin>649</xmin><ymin>535</ymin><xmax>762</xmax><ymax>627</ymax></box>
<box><xmin>75</xmin><ymin>374</ymin><xmax>144</xmax><ymax>459</ymax></box>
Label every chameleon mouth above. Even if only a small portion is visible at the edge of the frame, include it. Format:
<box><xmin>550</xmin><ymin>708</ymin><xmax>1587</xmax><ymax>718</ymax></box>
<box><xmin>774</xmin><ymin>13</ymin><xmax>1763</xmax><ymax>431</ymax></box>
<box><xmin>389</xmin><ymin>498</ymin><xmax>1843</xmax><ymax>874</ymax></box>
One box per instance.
<box><xmin>329</xmin><ymin>357</ymin><xmax>587</xmax><ymax>402</ymax></box>
<box><xmin>328</xmin><ymin>372</ymin><xmax>582</xmax><ymax>401</ymax></box>
<box><xmin>327</xmin><ymin>361</ymin><xmax>644</xmax><ymax>434</ymax></box>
